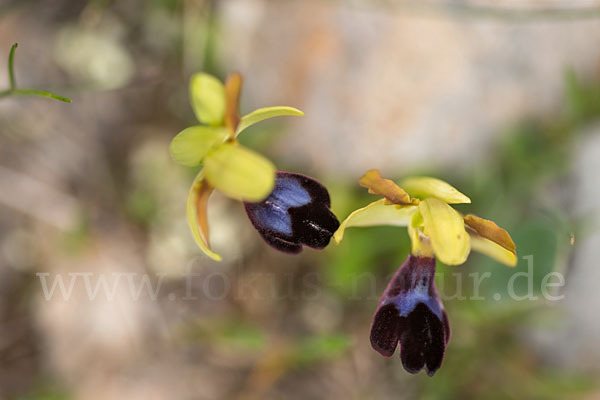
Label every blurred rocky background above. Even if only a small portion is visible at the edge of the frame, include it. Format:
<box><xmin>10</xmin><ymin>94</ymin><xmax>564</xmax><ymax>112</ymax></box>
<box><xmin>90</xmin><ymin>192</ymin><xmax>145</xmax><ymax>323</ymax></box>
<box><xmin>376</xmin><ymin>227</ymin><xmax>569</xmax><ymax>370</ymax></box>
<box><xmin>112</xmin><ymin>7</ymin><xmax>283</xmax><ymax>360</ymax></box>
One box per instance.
<box><xmin>1</xmin><ymin>0</ymin><xmax>600</xmax><ymax>399</ymax></box>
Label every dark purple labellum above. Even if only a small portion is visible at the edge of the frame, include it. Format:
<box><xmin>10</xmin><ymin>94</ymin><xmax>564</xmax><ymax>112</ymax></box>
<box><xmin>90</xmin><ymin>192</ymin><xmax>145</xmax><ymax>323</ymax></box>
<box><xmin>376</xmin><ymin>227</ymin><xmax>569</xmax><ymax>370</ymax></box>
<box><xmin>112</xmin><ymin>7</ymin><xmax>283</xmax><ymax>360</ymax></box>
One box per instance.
<box><xmin>244</xmin><ymin>171</ymin><xmax>340</xmax><ymax>254</ymax></box>
<box><xmin>370</xmin><ymin>255</ymin><xmax>450</xmax><ymax>376</ymax></box>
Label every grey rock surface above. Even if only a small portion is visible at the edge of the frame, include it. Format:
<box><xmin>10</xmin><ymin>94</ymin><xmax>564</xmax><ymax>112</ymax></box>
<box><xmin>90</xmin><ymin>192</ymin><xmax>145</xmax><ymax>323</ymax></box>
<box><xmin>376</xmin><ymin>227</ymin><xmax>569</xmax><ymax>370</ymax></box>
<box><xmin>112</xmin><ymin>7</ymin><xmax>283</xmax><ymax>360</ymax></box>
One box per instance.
<box><xmin>220</xmin><ymin>0</ymin><xmax>600</xmax><ymax>175</ymax></box>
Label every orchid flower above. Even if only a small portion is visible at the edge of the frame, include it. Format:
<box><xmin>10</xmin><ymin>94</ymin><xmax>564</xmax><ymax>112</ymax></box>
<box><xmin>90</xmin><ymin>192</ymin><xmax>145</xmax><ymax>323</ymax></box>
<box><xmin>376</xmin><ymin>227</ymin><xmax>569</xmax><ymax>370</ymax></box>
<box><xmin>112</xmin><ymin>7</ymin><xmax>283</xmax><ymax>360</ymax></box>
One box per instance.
<box><xmin>170</xmin><ymin>72</ymin><xmax>338</xmax><ymax>260</ymax></box>
<box><xmin>334</xmin><ymin>169</ymin><xmax>516</xmax><ymax>376</ymax></box>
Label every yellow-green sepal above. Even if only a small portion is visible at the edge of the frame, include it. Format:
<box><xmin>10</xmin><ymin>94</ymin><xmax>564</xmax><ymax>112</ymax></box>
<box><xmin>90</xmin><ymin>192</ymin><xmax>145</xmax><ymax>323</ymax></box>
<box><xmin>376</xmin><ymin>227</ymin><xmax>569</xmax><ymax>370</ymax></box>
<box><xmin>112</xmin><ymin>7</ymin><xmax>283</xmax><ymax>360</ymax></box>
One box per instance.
<box><xmin>203</xmin><ymin>143</ymin><xmax>276</xmax><ymax>202</ymax></box>
<box><xmin>186</xmin><ymin>170</ymin><xmax>222</xmax><ymax>261</ymax></box>
<box><xmin>189</xmin><ymin>73</ymin><xmax>226</xmax><ymax>126</ymax></box>
<box><xmin>419</xmin><ymin>198</ymin><xmax>470</xmax><ymax>265</ymax></box>
<box><xmin>469</xmin><ymin>233</ymin><xmax>517</xmax><ymax>267</ymax></box>
<box><xmin>170</xmin><ymin>126</ymin><xmax>228</xmax><ymax>166</ymax></box>
<box><xmin>333</xmin><ymin>199</ymin><xmax>417</xmax><ymax>244</ymax></box>
<box><xmin>400</xmin><ymin>176</ymin><xmax>471</xmax><ymax>204</ymax></box>
<box><xmin>236</xmin><ymin>106</ymin><xmax>304</xmax><ymax>136</ymax></box>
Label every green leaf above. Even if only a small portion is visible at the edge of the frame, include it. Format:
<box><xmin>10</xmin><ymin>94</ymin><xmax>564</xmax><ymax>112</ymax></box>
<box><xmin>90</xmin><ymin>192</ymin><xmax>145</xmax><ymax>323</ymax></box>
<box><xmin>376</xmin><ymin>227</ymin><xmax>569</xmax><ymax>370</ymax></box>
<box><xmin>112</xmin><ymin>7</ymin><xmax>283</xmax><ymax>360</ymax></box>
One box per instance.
<box><xmin>170</xmin><ymin>125</ymin><xmax>228</xmax><ymax>166</ymax></box>
<box><xmin>236</xmin><ymin>106</ymin><xmax>304</xmax><ymax>136</ymax></box>
<box><xmin>189</xmin><ymin>73</ymin><xmax>226</xmax><ymax>126</ymax></box>
<box><xmin>204</xmin><ymin>143</ymin><xmax>276</xmax><ymax>202</ymax></box>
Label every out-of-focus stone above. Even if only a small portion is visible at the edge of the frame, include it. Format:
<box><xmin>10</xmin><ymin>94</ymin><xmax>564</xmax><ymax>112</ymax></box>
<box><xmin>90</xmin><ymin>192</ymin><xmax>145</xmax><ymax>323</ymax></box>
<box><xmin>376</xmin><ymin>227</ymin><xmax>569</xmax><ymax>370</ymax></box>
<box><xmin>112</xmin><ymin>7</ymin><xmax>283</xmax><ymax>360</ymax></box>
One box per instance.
<box><xmin>220</xmin><ymin>0</ymin><xmax>600</xmax><ymax>175</ymax></box>
<box><xmin>531</xmin><ymin>125</ymin><xmax>600</xmax><ymax>372</ymax></box>
<box><xmin>556</xmin><ymin>127</ymin><xmax>600</xmax><ymax>370</ymax></box>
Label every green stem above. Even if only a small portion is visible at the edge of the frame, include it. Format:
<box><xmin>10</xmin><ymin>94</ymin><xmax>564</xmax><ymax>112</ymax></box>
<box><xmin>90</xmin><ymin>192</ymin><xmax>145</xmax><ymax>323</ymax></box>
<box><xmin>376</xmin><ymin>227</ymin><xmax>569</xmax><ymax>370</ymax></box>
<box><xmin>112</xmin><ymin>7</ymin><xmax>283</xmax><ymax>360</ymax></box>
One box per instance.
<box><xmin>8</xmin><ymin>43</ymin><xmax>17</xmax><ymax>90</ymax></box>
<box><xmin>0</xmin><ymin>88</ymin><xmax>71</xmax><ymax>103</ymax></box>
<box><xmin>1</xmin><ymin>43</ymin><xmax>72</xmax><ymax>103</ymax></box>
<box><xmin>13</xmin><ymin>88</ymin><xmax>71</xmax><ymax>103</ymax></box>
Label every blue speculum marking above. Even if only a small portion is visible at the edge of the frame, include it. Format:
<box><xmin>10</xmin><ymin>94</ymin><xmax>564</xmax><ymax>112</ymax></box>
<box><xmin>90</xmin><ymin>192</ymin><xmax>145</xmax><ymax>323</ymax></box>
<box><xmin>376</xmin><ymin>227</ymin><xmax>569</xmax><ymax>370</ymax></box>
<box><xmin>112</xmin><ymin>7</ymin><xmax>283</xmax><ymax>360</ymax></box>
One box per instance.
<box><xmin>386</xmin><ymin>293</ymin><xmax>444</xmax><ymax>321</ymax></box>
<box><xmin>249</xmin><ymin>175</ymin><xmax>311</xmax><ymax>235</ymax></box>
<box><xmin>381</xmin><ymin>261</ymin><xmax>444</xmax><ymax>320</ymax></box>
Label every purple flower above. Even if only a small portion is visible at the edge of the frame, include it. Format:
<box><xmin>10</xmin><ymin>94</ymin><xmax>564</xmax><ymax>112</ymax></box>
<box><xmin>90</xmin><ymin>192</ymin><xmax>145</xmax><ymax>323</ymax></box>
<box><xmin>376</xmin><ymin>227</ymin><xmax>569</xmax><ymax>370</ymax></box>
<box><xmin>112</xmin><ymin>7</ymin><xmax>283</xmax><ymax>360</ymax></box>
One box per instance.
<box><xmin>370</xmin><ymin>255</ymin><xmax>450</xmax><ymax>376</ymax></box>
<box><xmin>244</xmin><ymin>172</ymin><xmax>340</xmax><ymax>254</ymax></box>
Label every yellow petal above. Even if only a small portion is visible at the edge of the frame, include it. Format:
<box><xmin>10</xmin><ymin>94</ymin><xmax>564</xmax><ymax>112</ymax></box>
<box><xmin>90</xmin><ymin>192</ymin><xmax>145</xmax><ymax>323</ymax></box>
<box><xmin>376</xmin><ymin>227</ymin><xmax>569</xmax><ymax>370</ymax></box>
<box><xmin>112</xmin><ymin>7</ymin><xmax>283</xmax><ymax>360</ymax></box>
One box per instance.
<box><xmin>464</xmin><ymin>214</ymin><xmax>517</xmax><ymax>266</ymax></box>
<box><xmin>236</xmin><ymin>106</ymin><xmax>304</xmax><ymax>136</ymax></box>
<box><xmin>359</xmin><ymin>169</ymin><xmax>415</xmax><ymax>205</ymax></box>
<box><xmin>399</xmin><ymin>176</ymin><xmax>471</xmax><ymax>204</ymax></box>
<box><xmin>333</xmin><ymin>199</ymin><xmax>417</xmax><ymax>244</ymax></box>
<box><xmin>419</xmin><ymin>198</ymin><xmax>470</xmax><ymax>265</ymax></box>
<box><xmin>469</xmin><ymin>233</ymin><xmax>517</xmax><ymax>267</ymax></box>
<box><xmin>170</xmin><ymin>126</ymin><xmax>228</xmax><ymax>167</ymax></box>
<box><xmin>204</xmin><ymin>143</ymin><xmax>276</xmax><ymax>202</ymax></box>
<box><xmin>189</xmin><ymin>73</ymin><xmax>226</xmax><ymax>126</ymax></box>
<box><xmin>186</xmin><ymin>171</ymin><xmax>222</xmax><ymax>261</ymax></box>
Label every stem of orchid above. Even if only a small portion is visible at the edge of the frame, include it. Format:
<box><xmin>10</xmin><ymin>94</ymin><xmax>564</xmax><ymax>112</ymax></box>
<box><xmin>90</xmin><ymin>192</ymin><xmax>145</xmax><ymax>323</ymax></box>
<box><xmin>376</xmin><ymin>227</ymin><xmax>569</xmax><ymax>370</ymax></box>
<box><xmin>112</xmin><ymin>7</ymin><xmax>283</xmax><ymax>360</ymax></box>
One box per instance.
<box><xmin>224</xmin><ymin>72</ymin><xmax>243</xmax><ymax>141</ymax></box>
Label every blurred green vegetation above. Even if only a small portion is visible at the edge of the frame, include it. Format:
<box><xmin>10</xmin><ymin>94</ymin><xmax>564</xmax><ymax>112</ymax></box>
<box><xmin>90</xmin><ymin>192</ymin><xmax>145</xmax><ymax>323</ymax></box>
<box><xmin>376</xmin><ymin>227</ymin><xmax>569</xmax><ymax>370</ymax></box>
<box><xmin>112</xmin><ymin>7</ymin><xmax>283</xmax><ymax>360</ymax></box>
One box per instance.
<box><xmin>181</xmin><ymin>318</ymin><xmax>352</xmax><ymax>370</ymax></box>
<box><xmin>17</xmin><ymin>383</ymin><xmax>70</xmax><ymax>400</ymax></box>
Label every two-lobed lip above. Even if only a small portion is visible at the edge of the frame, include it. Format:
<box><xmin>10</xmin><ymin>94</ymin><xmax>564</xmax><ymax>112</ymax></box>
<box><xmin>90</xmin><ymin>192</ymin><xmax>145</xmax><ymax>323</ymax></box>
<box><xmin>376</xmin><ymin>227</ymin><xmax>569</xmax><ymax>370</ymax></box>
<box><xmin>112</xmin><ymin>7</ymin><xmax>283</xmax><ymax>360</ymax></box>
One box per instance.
<box><xmin>244</xmin><ymin>171</ymin><xmax>340</xmax><ymax>254</ymax></box>
<box><xmin>370</xmin><ymin>254</ymin><xmax>450</xmax><ymax>377</ymax></box>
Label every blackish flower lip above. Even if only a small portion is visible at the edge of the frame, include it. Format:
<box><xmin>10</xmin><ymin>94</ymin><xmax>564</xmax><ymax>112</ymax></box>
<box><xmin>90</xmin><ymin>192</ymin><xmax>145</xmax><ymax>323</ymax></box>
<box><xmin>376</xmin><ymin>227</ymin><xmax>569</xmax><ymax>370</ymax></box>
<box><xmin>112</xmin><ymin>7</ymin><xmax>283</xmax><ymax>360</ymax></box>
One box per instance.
<box><xmin>370</xmin><ymin>255</ymin><xmax>450</xmax><ymax>376</ymax></box>
<box><xmin>243</xmin><ymin>171</ymin><xmax>340</xmax><ymax>254</ymax></box>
